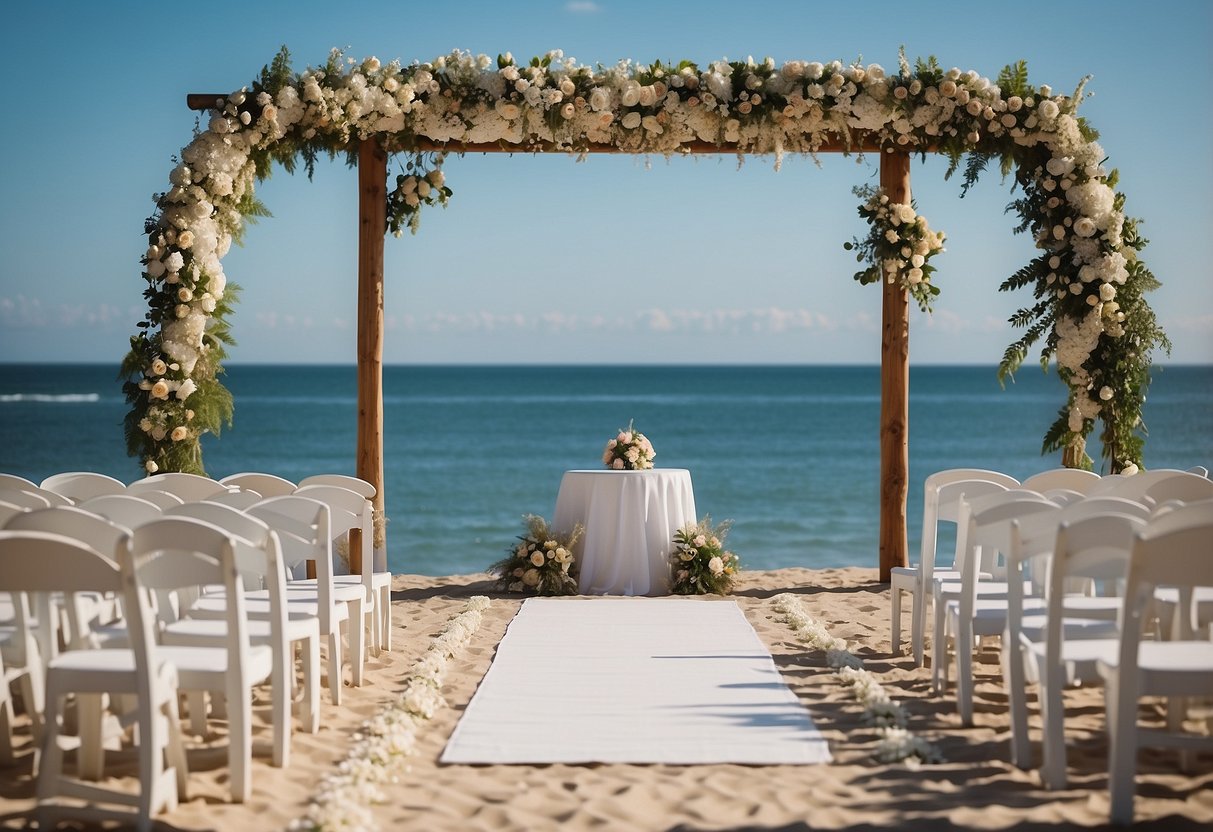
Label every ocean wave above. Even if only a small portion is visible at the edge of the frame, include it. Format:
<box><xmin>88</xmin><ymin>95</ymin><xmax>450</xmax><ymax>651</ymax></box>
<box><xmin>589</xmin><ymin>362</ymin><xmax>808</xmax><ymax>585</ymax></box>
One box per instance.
<box><xmin>0</xmin><ymin>393</ymin><xmax>102</xmax><ymax>403</ymax></box>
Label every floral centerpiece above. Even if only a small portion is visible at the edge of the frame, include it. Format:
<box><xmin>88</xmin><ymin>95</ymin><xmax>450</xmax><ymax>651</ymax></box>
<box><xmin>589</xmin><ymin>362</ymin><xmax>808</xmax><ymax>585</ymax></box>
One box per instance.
<box><xmin>602</xmin><ymin>420</ymin><xmax>655</xmax><ymax>470</ymax></box>
<box><xmin>669</xmin><ymin>516</ymin><xmax>740</xmax><ymax>595</ymax></box>
<box><xmin>489</xmin><ymin>514</ymin><xmax>583</xmax><ymax>596</ymax></box>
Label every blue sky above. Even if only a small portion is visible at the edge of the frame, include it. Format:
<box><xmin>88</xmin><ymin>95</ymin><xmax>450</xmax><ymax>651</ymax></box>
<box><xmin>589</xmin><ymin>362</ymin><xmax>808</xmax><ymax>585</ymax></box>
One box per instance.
<box><xmin>1</xmin><ymin>0</ymin><xmax>1210</xmax><ymax>365</ymax></box>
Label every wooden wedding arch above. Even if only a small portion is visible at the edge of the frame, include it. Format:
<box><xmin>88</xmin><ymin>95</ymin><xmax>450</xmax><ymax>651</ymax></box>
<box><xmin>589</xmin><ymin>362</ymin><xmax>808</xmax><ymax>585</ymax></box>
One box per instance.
<box><xmin>146</xmin><ymin>52</ymin><xmax>1161</xmax><ymax>585</ymax></box>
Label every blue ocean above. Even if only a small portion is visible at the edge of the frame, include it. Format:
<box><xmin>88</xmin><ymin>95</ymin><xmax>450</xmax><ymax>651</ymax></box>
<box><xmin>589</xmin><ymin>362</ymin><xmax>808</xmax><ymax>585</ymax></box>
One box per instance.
<box><xmin>1</xmin><ymin>364</ymin><xmax>1210</xmax><ymax>577</ymax></box>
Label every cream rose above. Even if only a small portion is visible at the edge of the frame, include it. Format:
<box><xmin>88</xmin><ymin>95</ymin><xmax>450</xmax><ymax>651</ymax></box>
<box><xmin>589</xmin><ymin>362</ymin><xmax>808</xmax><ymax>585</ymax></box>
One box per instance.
<box><xmin>171</xmin><ymin>426</ymin><xmax>189</xmax><ymax>442</ymax></box>
<box><xmin>150</xmin><ymin>380</ymin><xmax>170</xmax><ymax>399</ymax></box>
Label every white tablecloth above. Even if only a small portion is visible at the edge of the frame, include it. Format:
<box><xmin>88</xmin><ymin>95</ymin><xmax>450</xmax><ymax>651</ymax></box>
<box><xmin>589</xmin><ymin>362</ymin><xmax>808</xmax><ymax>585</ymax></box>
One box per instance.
<box><xmin>552</xmin><ymin>469</ymin><xmax>697</xmax><ymax>596</ymax></box>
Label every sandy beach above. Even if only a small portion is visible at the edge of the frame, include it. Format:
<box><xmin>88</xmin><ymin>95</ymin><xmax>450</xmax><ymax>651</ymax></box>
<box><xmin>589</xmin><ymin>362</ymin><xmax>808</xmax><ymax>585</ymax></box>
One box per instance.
<box><xmin>2</xmin><ymin>566</ymin><xmax>1211</xmax><ymax>830</ymax></box>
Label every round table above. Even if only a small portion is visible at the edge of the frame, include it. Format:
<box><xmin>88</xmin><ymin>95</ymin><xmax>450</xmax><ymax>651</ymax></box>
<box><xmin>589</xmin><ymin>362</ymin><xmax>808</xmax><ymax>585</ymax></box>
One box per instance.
<box><xmin>552</xmin><ymin>468</ymin><xmax>697</xmax><ymax>596</ymax></box>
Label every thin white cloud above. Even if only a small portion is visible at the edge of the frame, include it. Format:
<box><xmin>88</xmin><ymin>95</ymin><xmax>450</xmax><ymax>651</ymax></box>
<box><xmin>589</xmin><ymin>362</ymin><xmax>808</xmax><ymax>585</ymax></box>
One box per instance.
<box><xmin>0</xmin><ymin>295</ymin><xmax>46</xmax><ymax>327</ymax></box>
<box><xmin>565</xmin><ymin>1</ymin><xmax>601</xmax><ymax>13</ymax></box>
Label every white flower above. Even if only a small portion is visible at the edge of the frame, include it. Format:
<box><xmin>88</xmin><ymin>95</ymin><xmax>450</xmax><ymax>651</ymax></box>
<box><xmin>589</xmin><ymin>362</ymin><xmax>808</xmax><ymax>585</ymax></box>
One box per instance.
<box><xmin>145</xmin><ymin>460</ymin><xmax>158</xmax><ymax>473</ymax></box>
<box><xmin>176</xmin><ymin>378</ymin><xmax>197</xmax><ymax>400</ymax></box>
<box><xmin>150</xmin><ymin>380</ymin><xmax>170</xmax><ymax>400</ymax></box>
<box><xmin>170</xmin><ymin>426</ymin><xmax>189</xmax><ymax>442</ymax></box>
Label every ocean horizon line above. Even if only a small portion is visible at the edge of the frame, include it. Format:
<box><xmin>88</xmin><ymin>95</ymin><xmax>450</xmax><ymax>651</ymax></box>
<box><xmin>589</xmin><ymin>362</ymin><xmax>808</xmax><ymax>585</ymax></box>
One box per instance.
<box><xmin>2</xmin><ymin>360</ymin><xmax>1210</xmax><ymax>369</ymax></box>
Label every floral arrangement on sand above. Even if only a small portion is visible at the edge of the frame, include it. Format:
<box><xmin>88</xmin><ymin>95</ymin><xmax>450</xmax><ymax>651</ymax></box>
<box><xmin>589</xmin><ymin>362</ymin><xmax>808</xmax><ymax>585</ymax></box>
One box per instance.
<box><xmin>669</xmin><ymin>516</ymin><xmax>740</xmax><ymax>595</ymax></box>
<box><xmin>602</xmin><ymin>420</ymin><xmax>655</xmax><ymax>470</ymax></box>
<box><xmin>489</xmin><ymin>514</ymin><xmax>583</xmax><ymax>596</ymax></box>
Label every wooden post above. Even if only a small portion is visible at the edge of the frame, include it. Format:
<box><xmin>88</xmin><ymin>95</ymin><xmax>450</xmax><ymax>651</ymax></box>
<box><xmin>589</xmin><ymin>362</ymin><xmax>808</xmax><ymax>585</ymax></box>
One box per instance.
<box><xmin>355</xmin><ymin>139</ymin><xmax>388</xmax><ymax>577</ymax></box>
<box><xmin>878</xmin><ymin>150</ymin><xmax>911</xmax><ymax>581</ymax></box>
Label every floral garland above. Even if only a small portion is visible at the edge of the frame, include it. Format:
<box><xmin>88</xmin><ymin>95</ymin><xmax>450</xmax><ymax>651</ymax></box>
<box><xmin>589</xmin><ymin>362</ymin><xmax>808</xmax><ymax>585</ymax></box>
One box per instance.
<box><xmin>845</xmin><ymin>185</ymin><xmax>947</xmax><ymax>313</ymax></box>
<box><xmin>772</xmin><ymin>593</ymin><xmax>942</xmax><ymax>767</ymax></box>
<box><xmin>289</xmin><ymin>596</ymin><xmax>490</xmax><ymax>832</ymax></box>
<box><xmin>669</xmin><ymin>516</ymin><xmax>740</xmax><ymax>595</ymax></box>
<box><xmin>488</xmin><ymin>514</ymin><xmax>583</xmax><ymax>596</ymax></box>
<box><xmin>124</xmin><ymin>47</ymin><xmax>1167</xmax><ymax>477</ymax></box>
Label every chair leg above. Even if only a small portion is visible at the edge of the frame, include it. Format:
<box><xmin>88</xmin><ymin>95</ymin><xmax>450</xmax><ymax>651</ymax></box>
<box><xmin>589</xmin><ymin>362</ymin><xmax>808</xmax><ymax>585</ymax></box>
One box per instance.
<box><xmin>1107</xmin><ymin>671</ymin><xmax>1139</xmax><ymax>825</ymax></box>
<box><xmin>228</xmin><ymin>684</ymin><xmax>252</xmax><ymax>803</ymax></box>
<box><xmin>932</xmin><ymin>600</ymin><xmax>949</xmax><ymax>693</ymax></box>
<box><xmin>0</xmin><ymin>679</ymin><xmax>16</xmax><ymax>766</ymax></box>
<box><xmin>271</xmin><ymin>650</ymin><xmax>290</xmax><ymax>769</ymax></box>
<box><xmin>76</xmin><ymin>693</ymin><xmax>106</xmax><ymax>781</ymax></box>
<box><xmin>957</xmin><ymin>617</ymin><xmax>974</xmax><ymax>726</ymax></box>
<box><xmin>186</xmin><ymin>690</ymin><xmax>208</xmax><ymax>736</ymax></box>
<box><xmin>379</xmin><ymin>585</ymin><xmax>391</xmax><ymax>652</ymax></box>
<box><xmin>35</xmin><ymin>678</ymin><xmax>65</xmax><ymax>805</ymax></box>
<box><xmin>327</xmin><ymin>632</ymin><xmax>343</xmax><ymax>706</ymax></box>
<box><xmin>1003</xmin><ymin>644</ymin><xmax>1031</xmax><ymax>769</ymax></box>
<box><xmin>136</xmin><ymin>686</ymin><xmax>167</xmax><ymax>829</ymax></box>
<box><xmin>1040</xmin><ymin>664</ymin><xmax>1068</xmax><ymax>790</ymax></box>
<box><xmin>891</xmin><ymin>587</ymin><xmax>903</xmax><ymax>655</ymax></box>
<box><xmin>301</xmin><ymin>636</ymin><xmax>320</xmax><ymax>733</ymax></box>
<box><xmin>349</xmin><ymin>601</ymin><xmax>366</xmax><ymax>687</ymax></box>
<box><xmin>912</xmin><ymin>585</ymin><xmax>929</xmax><ymax>667</ymax></box>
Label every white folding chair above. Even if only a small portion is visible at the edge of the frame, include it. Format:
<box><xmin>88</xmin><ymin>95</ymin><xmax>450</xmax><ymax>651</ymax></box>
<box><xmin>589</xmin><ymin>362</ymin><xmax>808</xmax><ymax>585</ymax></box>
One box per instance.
<box><xmin>1097</xmin><ymin>502</ymin><xmax>1213</xmax><ymax>824</ymax></box>
<box><xmin>165</xmin><ymin>501</ymin><xmax>319</xmax><ymax>744</ymax></box>
<box><xmin>937</xmin><ymin>490</ymin><xmax>1058</xmax><ymax>724</ymax></box>
<box><xmin>249</xmin><ymin>497</ymin><xmax>354</xmax><ymax>705</ymax></box>
<box><xmin>220</xmin><ymin>472</ymin><xmax>297</xmax><ymax>498</ymax></box>
<box><xmin>0</xmin><ymin>530</ymin><xmax>186</xmax><ymax>832</ymax></box>
<box><xmin>293</xmin><ymin>484</ymin><xmax>379</xmax><ymax>660</ymax></box>
<box><xmin>1004</xmin><ymin>509</ymin><xmax>1146</xmax><ymax>781</ymax></box>
<box><xmin>295</xmin><ymin>479</ymin><xmax>388</xmax><ymax>648</ymax></box>
<box><xmin>899</xmin><ymin>471</ymin><xmax>1018</xmax><ymax>665</ymax></box>
<box><xmin>40</xmin><ymin>472</ymin><xmax>127</xmax><ymax>503</ymax></box>
<box><xmin>118</xmin><ymin>488</ymin><xmax>184</xmax><ymax>511</ymax></box>
<box><xmin>128</xmin><ymin>517</ymin><xmax>274</xmax><ymax>803</ymax></box>
<box><xmin>892</xmin><ymin>468</ymin><xmax>1019</xmax><ymax>663</ymax></box>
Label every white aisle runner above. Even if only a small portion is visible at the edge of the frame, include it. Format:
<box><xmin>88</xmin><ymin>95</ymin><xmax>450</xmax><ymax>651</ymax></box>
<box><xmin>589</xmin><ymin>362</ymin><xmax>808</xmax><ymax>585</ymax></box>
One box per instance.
<box><xmin>441</xmin><ymin>598</ymin><xmax>832</xmax><ymax>765</ymax></box>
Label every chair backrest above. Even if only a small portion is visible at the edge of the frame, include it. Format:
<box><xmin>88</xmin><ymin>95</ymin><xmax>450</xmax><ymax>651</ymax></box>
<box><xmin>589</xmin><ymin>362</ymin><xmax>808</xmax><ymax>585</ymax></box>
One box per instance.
<box><xmin>203</xmin><ymin>489</ymin><xmax>264</xmax><ymax>510</ymax></box>
<box><xmin>125</xmin><ymin>517</ymin><xmax>253</xmax><ymax>670</ymax></box>
<box><xmin>40</xmin><ymin>471</ymin><xmax>127</xmax><ymax>503</ymax></box>
<box><xmin>1085</xmin><ymin>468</ymin><xmax>1193</xmax><ymax>501</ymax></box>
<box><xmin>1021</xmin><ymin>467</ymin><xmax>1102</xmax><ymax>495</ymax></box>
<box><xmin>0</xmin><ymin>529</ymin><xmax>128</xmax><ymax>666</ymax></box>
<box><xmin>128</xmin><ymin>472</ymin><xmax>228</xmax><ymax>503</ymax></box>
<box><xmin>0</xmin><ymin>474</ymin><xmax>38</xmax><ymax>492</ymax></box>
<box><xmin>249</xmin><ymin>496</ymin><xmax>338</xmax><ymax>629</ymax></box>
<box><xmin>297</xmin><ymin>473</ymin><xmax>377</xmax><ymax>500</ymax></box>
<box><xmin>0</xmin><ymin>500</ymin><xmax>28</xmax><ymax>527</ymax></box>
<box><xmin>163</xmin><ymin>502</ymin><xmax>287</xmax><ymax>646</ymax></box>
<box><xmin>1116</xmin><ymin>502</ymin><xmax>1213</xmax><ymax>674</ymax></box>
<box><xmin>119</xmin><ymin>488</ymin><xmax>185</xmax><ymax>510</ymax></box>
<box><xmin>293</xmin><ymin>484</ymin><xmax>373</xmax><ymax>582</ymax></box>
<box><xmin>77</xmin><ymin>493</ymin><xmax>164</xmax><ymax>531</ymax></box>
<box><xmin>0</xmin><ymin>488</ymin><xmax>53</xmax><ymax>510</ymax></box>
<box><xmin>921</xmin><ymin>477</ymin><xmax>1014</xmax><ymax>583</ymax></box>
<box><xmin>958</xmin><ymin>491</ymin><xmax>1059</xmax><ymax>611</ymax></box>
<box><xmin>1142</xmin><ymin>472</ymin><xmax>1213</xmax><ymax>506</ymax></box>
<box><xmin>219</xmin><ymin>472</ymin><xmax>297</xmax><ymax>499</ymax></box>
<box><xmin>1045</xmin><ymin>511</ymin><xmax>1148</xmax><ymax>661</ymax></box>
<box><xmin>1060</xmin><ymin>496</ymin><xmax>1153</xmax><ymax>524</ymax></box>
<box><xmin>3</xmin><ymin>505</ymin><xmax>126</xmax><ymax>561</ymax></box>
